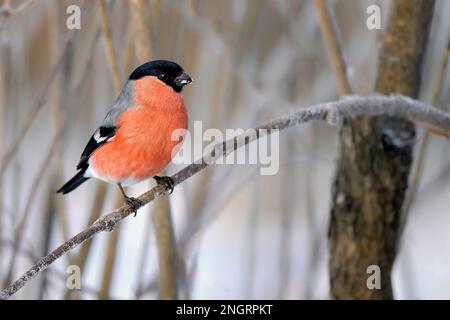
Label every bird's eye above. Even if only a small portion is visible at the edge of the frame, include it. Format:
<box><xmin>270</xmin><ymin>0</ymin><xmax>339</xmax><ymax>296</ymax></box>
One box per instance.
<box><xmin>158</xmin><ymin>74</ymin><xmax>168</xmax><ymax>81</ymax></box>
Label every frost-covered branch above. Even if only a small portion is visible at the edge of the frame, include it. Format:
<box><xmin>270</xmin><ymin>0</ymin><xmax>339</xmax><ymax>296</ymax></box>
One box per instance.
<box><xmin>1</xmin><ymin>94</ymin><xmax>450</xmax><ymax>300</ymax></box>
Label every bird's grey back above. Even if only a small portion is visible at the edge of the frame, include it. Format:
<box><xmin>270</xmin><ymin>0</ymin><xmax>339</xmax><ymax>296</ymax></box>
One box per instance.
<box><xmin>103</xmin><ymin>80</ymin><xmax>135</xmax><ymax>127</ymax></box>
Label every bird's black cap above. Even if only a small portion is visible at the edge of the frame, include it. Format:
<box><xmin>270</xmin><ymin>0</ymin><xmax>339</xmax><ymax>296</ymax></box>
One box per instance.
<box><xmin>128</xmin><ymin>60</ymin><xmax>192</xmax><ymax>92</ymax></box>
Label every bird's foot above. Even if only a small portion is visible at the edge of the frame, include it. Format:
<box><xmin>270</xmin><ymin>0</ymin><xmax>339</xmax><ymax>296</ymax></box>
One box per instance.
<box><xmin>154</xmin><ymin>176</ymin><xmax>175</xmax><ymax>194</ymax></box>
<box><xmin>124</xmin><ymin>196</ymin><xmax>143</xmax><ymax>217</ymax></box>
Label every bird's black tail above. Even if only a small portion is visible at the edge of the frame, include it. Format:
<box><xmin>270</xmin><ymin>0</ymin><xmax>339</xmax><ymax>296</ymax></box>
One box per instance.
<box><xmin>56</xmin><ymin>171</ymin><xmax>90</xmax><ymax>194</ymax></box>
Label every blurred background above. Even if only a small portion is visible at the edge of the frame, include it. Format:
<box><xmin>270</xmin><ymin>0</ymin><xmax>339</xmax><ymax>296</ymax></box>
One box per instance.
<box><xmin>0</xmin><ymin>0</ymin><xmax>449</xmax><ymax>299</ymax></box>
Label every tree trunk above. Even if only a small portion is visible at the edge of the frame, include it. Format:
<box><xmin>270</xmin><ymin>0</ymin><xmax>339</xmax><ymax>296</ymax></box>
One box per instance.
<box><xmin>329</xmin><ymin>0</ymin><xmax>435</xmax><ymax>299</ymax></box>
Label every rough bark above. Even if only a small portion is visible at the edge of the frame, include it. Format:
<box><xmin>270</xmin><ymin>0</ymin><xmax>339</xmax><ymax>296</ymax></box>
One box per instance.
<box><xmin>329</xmin><ymin>0</ymin><xmax>435</xmax><ymax>299</ymax></box>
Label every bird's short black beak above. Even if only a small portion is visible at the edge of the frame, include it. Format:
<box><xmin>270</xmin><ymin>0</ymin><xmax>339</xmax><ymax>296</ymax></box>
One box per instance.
<box><xmin>175</xmin><ymin>71</ymin><xmax>193</xmax><ymax>87</ymax></box>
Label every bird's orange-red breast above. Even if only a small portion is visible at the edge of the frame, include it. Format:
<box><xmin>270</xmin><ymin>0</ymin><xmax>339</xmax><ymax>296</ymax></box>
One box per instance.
<box><xmin>89</xmin><ymin>76</ymin><xmax>187</xmax><ymax>184</ymax></box>
<box><xmin>57</xmin><ymin>60</ymin><xmax>192</xmax><ymax>195</ymax></box>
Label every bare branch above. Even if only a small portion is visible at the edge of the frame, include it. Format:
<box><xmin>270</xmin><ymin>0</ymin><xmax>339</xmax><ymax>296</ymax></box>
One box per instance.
<box><xmin>402</xmin><ymin>38</ymin><xmax>450</xmax><ymax>222</ymax></box>
<box><xmin>153</xmin><ymin>193</ymin><xmax>178</xmax><ymax>299</ymax></box>
<box><xmin>314</xmin><ymin>0</ymin><xmax>352</xmax><ymax>95</ymax></box>
<box><xmin>1</xmin><ymin>94</ymin><xmax>450</xmax><ymax>300</ymax></box>
<box><xmin>98</xmin><ymin>195</ymin><xmax>123</xmax><ymax>300</ymax></box>
<box><xmin>99</xmin><ymin>0</ymin><xmax>122</xmax><ymax>93</ymax></box>
<box><xmin>129</xmin><ymin>0</ymin><xmax>152</xmax><ymax>61</ymax></box>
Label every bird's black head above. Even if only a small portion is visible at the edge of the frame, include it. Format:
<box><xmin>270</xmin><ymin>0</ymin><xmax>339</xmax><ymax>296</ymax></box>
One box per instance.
<box><xmin>129</xmin><ymin>60</ymin><xmax>192</xmax><ymax>92</ymax></box>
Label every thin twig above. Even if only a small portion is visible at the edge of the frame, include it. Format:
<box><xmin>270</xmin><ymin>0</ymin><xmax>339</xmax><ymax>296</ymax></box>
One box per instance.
<box><xmin>431</xmin><ymin>40</ymin><xmax>450</xmax><ymax>107</ymax></box>
<box><xmin>124</xmin><ymin>24</ymin><xmax>135</xmax><ymax>73</ymax></box>
<box><xmin>277</xmin><ymin>138</ymin><xmax>297</xmax><ymax>299</ymax></box>
<box><xmin>243</xmin><ymin>174</ymin><xmax>260</xmax><ymax>298</ymax></box>
<box><xmin>314</xmin><ymin>0</ymin><xmax>352</xmax><ymax>95</ymax></box>
<box><xmin>152</xmin><ymin>192</ymin><xmax>178</xmax><ymax>299</ymax></box>
<box><xmin>99</xmin><ymin>0</ymin><xmax>122</xmax><ymax>92</ymax></box>
<box><xmin>1</xmin><ymin>95</ymin><xmax>450</xmax><ymax>299</ymax></box>
<box><xmin>129</xmin><ymin>0</ymin><xmax>152</xmax><ymax>61</ymax></box>
<box><xmin>134</xmin><ymin>204</ymin><xmax>154</xmax><ymax>298</ymax></box>
<box><xmin>98</xmin><ymin>194</ymin><xmax>123</xmax><ymax>300</ymax></box>
<box><xmin>402</xmin><ymin>38</ymin><xmax>450</xmax><ymax>220</ymax></box>
<box><xmin>149</xmin><ymin>0</ymin><xmax>160</xmax><ymax>57</ymax></box>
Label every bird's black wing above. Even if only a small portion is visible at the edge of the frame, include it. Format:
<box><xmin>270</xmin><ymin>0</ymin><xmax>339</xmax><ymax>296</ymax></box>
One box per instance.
<box><xmin>75</xmin><ymin>80</ymin><xmax>134</xmax><ymax>170</ymax></box>
<box><xmin>76</xmin><ymin>126</ymin><xmax>116</xmax><ymax>170</ymax></box>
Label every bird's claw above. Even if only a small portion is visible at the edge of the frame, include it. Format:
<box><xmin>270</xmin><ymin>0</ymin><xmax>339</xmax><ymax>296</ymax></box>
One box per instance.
<box><xmin>124</xmin><ymin>196</ymin><xmax>143</xmax><ymax>217</ymax></box>
<box><xmin>154</xmin><ymin>176</ymin><xmax>175</xmax><ymax>194</ymax></box>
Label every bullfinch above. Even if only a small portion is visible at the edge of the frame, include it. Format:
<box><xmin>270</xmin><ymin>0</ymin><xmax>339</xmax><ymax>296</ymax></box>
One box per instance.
<box><xmin>57</xmin><ymin>60</ymin><xmax>192</xmax><ymax>213</ymax></box>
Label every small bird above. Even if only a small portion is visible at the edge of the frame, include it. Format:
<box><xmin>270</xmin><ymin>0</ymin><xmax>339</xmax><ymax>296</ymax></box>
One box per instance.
<box><xmin>57</xmin><ymin>60</ymin><xmax>192</xmax><ymax>213</ymax></box>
